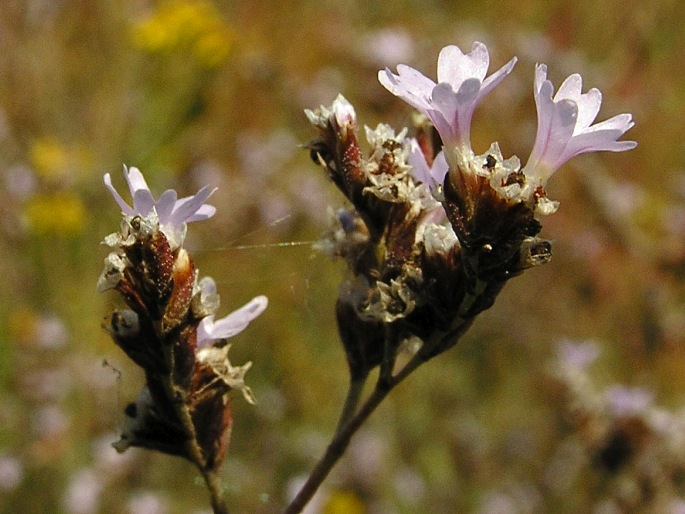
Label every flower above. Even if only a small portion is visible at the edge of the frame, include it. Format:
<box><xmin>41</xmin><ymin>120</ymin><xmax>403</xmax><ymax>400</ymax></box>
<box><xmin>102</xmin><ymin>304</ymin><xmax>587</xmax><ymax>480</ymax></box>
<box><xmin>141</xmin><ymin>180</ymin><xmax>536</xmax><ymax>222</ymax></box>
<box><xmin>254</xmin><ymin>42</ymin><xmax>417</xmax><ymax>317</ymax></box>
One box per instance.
<box><xmin>104</xmin><ymin>166</ymin><xmax>216</xmax><ymax>247</ymax></box>
<box><xmin>522</xmin><ymin>64</ymin><xmax>637</xmax><ymax>186</ymax></box>
<box><xmin>378</xmin><ymin>42</ymin><xmax>517</xmax><ymax>157</ymax></box>
<box><xmin>406</xmin><ymin>139</ymin><xmax>448</xmax><ymax>192</ymax></box>
<box><xmin>196</xmin><ymin>295</ymin><xmax>268</xmax><ymax>348</ymax></box>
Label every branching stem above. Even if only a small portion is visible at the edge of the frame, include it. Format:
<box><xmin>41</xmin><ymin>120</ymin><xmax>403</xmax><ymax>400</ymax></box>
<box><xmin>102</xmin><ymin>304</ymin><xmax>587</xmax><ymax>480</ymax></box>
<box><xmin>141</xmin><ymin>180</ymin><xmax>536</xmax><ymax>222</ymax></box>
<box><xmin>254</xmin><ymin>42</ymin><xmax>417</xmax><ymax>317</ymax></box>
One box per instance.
<box><xmin>283</xmin><ymin>350</ymin><xmax>428</xmax><ymax>514</ymax></box>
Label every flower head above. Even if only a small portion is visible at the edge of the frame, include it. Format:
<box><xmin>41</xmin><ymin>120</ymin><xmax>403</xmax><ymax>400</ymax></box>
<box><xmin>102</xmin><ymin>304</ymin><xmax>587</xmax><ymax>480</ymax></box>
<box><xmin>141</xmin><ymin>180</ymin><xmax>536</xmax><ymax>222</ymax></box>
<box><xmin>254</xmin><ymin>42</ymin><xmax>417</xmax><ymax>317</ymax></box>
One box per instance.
<box><xmin>523</xmin><ymin>64</ymin><xmax>637</xmax><ymax>185</ymax></box>
<box><xmin>104</xmin><ymin>165</ymin><xmax>216</xmax><ymax>247</ymax></box>
<box><xmin>197</xmin><ymin>295</ymin><xmax>268</xmax><ymax>348</ymax></box>
<box><xmin>378</xmin><ymin>42</ymin><xmax>516</xmax><ymax>157</ymax></box>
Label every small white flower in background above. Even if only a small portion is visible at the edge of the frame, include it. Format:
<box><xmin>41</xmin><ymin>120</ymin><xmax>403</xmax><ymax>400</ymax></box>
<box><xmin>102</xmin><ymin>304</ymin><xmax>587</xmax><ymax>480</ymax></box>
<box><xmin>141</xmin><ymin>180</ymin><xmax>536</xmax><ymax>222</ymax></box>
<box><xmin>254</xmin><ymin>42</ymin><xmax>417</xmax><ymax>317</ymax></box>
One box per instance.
<box><xmin>104</xmin><ymin>166</ymin><xmax>217</xmax><ymax>248</ymax></box>
<box><xmin>196</xmin><ymin>295</ymin><xmax>269</xmax><ymax>348</ymax></box>
<box><xmin>522</xmin><ymin>64</ymin><xmax>637</xmax><ymax>186</ymax></box>
<box><xmin>379</xmin><ymin>42</ymin><xmax>517</xmax><ymax>160</ymax></box>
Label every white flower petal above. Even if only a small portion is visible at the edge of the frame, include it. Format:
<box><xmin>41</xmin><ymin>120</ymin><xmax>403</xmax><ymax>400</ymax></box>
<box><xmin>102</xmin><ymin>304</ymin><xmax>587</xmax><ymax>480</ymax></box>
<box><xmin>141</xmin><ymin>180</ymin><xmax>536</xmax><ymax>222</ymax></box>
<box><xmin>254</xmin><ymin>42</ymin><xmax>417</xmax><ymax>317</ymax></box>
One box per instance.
<box><xmin>197</xmin><ymin>296</ymin><xmax>268</xmax><ymax>347</ymax></box>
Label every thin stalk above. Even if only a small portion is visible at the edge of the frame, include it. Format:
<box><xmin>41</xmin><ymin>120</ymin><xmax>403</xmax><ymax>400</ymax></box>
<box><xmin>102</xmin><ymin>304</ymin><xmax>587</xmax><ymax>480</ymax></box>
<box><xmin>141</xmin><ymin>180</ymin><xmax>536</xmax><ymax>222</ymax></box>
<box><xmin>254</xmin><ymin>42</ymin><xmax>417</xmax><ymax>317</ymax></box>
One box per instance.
<box><xmin>334</xmin><ymin>375</ymin><xmax>367</xmax><ymax>435</ymax></box>
<box><xmin>283</xmin><ymin>351</ymin><xmax>427</xmax><ymax>514</ymax></box>
<box><xmin>201</xmin><ymin>468</ymin><xmax>229</xmax><ymax>514</ymax></box>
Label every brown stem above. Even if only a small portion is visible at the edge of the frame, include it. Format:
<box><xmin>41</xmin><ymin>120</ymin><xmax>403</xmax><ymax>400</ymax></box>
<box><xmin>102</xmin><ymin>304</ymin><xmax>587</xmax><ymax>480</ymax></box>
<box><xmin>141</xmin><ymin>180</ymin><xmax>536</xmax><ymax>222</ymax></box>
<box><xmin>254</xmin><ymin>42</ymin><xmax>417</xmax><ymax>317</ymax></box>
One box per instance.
<box><xmin>202</xmin><ymin>468</ymin><xmax>230</xmax><ymax>514</ymax></box>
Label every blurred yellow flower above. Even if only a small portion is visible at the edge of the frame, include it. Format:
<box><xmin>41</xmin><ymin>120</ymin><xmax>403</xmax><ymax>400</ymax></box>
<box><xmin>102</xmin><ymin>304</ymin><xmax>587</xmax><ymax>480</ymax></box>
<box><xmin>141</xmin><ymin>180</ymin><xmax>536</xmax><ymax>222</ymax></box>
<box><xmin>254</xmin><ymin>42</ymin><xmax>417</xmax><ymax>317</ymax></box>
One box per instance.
<box><xmin>131</xmin><ymin>0</ymin><xmax>233</xmax><ymax>68</ymax></box>
<box><xmin>24</xmin><ymin>192</ymin><xmax>86</xmax><ymax>236</ymax></box>
<box><xmin>29</xmin><ymin>138</ymin><xmax>68</xmax><ymax>179</ymax></box>
<box><xmin>29</xmin><ymin>137</ymin><xmax>92</xmax><ymax>183</ymax></box>
<box><xmin>323</xmin><ymin>490</ymin><xmax>366</xmax><ymax>514</ymax></box>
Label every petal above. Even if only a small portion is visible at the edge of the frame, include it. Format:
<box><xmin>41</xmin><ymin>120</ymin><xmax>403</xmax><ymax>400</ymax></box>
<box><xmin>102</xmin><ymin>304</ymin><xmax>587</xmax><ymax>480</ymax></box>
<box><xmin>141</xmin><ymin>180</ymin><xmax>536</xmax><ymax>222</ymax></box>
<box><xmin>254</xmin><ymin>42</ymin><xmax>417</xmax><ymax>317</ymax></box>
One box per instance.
<box><xmin>197</xmin><ymin>296</ymin><xmax>268</xmax><ymax>347</ymax></box>
<box><xmin>124</xmin><ymin>166</ymin><xmax>151</xmax><ymax>197</ymax></box>
<box><xmin>169</xmin><ymin>186</ymin><xmax>217</xmax><ymax>225</ymax></box>
<box><xmin>574</xmin><ymin>88</ymin><xmax>602</xmax><ymax>131</ymax></box>
<box><xmin>431</xmin><ymin>151</ymin><xmax>449</xmax><ymax>185</ymax></box>
<box><xmin>407</xmin><ymin>139</ymin><xmax>432</xmax><ymax>184</ymax></box>
<box><xmin>534</xmin><ymin>63</ymin><xmax>548</xmax><ymax>95</ymax></box>
<box><xmin>582</xmin><ymin>112</ymin><xmax>634</xmax><ymax>134</ymax></box>
<box><xmin>103</xmin><ymin>173</ymin><xmax>135</xmax><ymax>216</ymax></box>
<box><xmin>184</xmin><ymin>204</ymin><xmax>217</xmax><ymax>223</ymax></box>
<box><xmin>479</xmin><ymin>56</ymin><xmax>517</xmax><ymax>99</ymax></box>
<box><xmin>437</xmin><ymin>42</ymin><xmax>489</xmax><ymax>86</ymax></box>
<box><xmin>155</xmin><ymin>189</ymin><xmax>178</xmax><ymax>224</ymax></box>
<box><xmin>526</xmin><ymin>99</ymin><xmax>578</xmax><ymax>182</ymax></box>
<box><xmin>378</xmin><ymin>66</ymin><xmax>434</xmax><ymax>112</ymax></box>
<box><xmin>555</xmin><ymin>73</ymin><xmax>583</xmax><ymax>101</ymax></box>
<box><xmin>132</xmin><ymin>188</ymin><xmax>156</xmax><ymax>217</ymax></box>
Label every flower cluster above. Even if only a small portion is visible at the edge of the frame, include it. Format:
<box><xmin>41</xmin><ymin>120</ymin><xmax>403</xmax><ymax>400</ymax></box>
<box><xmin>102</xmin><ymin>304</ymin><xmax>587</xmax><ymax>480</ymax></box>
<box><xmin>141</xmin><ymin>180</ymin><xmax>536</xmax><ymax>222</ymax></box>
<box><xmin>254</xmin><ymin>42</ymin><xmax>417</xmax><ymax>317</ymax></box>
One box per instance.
<box><xmin>98</xmin><ymin>166</ymin><xmax>266</xmax><ymax>473</ymax></box>
<box><xmin>550</xmin><ymin>341</ymin><xmax>685</xmax><ymax>512</ymax></box>
<box><xmin>306</xmin><ymin>42</ymin><xmax>635</xmax><ymax>378</ymax></box>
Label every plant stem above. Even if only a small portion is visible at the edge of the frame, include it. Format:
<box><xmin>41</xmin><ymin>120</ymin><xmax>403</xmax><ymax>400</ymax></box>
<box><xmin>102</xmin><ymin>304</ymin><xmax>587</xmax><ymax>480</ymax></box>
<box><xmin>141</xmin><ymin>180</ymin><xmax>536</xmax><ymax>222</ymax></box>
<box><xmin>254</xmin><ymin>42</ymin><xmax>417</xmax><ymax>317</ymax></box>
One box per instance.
<box><xmin>283</xmin><ymin>352</ymin><xmax>427</xmax><ymax>514</ymax></box>
<box><xmin>202</xmin><ymin>468</ymin><xmax>230</xmax><ymax>514</ymax></box>
<box><xmin>334</xmin><ymin>376</ymin><xmax>367</xmax><ymax>435</ymax></box>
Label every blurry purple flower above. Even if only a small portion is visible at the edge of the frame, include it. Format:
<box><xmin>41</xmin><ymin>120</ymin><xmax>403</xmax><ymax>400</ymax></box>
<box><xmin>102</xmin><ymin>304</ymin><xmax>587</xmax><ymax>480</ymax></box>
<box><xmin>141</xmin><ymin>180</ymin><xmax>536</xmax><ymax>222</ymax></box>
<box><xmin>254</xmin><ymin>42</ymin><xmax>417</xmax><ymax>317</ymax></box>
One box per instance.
<box><xmin>360</xmin><ymin>27</ymin><xmax>415</xmax><ymax>67</ymax></box>
<box><xmin>0</xmin><ymin>454</ymin><xmax>23</xmax><ymax>491</ymax></box>
<box><xmin>62</xmin><ymin>468</ymin><xmax>102</xmax><ymax>514</ymax></box>
<box><xmin>378</xmin><ymin>42</ymin><xmax>516</xmax><ymax>154</ymax></box>
<box><xmin>128</xmin><ymin>491</ymin><xmax>168</xmax><ymax>514</ymax></box>
<box><xmin>197</xmin><ymin>295</ymin><xmax>268</xmax><ymax>348</ymax></box>
<box><xmin>605</xmin><ymin>385</ymin><xmax>653</xmax><ymax>418</ymax></box>
<box><xmin>523</xmin><ymin>64</ymin><xmax>637</xmax><ymax>185</ymax></box>
<box><xmin>104</xmin><ymin>166</ymin><xmax>217</xmax><ymax>227</ymax></box>
<box><xmin>407</xmin><ymin>139</ymin><xmax>448</xmax><ymax>191</ymax></box>
<box><xmin>557</xmin><ymin>339</ymin><xmax>599</xmax><ymax>370</ymax></box>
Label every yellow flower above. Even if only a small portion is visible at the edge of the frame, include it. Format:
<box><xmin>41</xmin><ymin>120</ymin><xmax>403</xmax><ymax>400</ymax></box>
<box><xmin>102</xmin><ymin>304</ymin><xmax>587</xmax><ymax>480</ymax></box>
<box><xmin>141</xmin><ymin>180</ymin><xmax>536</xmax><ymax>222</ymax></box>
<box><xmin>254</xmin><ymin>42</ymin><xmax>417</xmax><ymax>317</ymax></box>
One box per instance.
<box><xmin>29</xmin><ymin>138</ymin><xmax>68</xmax><ymax>179</ymax></box>
<box><xmin>24</xmin><ymin>192</ymin><xmax>86</xmax><ymax>236</ymax></box>
<box><xmin>29</xmin><ymin>137</ymin><xmax>92</xmax><ymax>183</ymax></box>
<box><xmin>323</xmin><ymin>490</ymin><xmax>366</xmax><ymax>514</ymax></box>
<box><xmin>131</xmin><ymin>0</ymin><xmax>233</xmax><ymax>68</ymax></box>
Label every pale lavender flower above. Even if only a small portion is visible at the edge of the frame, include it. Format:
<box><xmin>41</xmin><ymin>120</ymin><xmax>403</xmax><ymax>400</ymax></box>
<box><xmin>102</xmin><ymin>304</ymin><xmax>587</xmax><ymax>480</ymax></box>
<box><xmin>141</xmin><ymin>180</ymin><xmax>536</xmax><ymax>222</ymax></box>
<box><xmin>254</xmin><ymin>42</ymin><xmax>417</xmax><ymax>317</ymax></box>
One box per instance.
<box><xmin>378</xmin><ymin>42</ymin><xmax>517</xmax><ymax>155</ymax></box>
<box><xmin>523</xmin><ymin>64</ymin><xmax>637</xmax><ymax>186</ymax></box>
<box><xmin>605</xmin><ymin>385</ymin><xmax>653</xmax><ymax>418</ymax></box>
<box><xmin>406</xmin><ymin>138</ymin><xmax>449</xmax><ymax>191</ymax></box>
<box><xmin>104</xmin><ymin>165</ymin><xmax>217</xmax><ymax>229</ymax></box>
<box><xmin>197</xmin><ymin>295</ymin><xmax>268</xmax><ymax>348</ymax></box>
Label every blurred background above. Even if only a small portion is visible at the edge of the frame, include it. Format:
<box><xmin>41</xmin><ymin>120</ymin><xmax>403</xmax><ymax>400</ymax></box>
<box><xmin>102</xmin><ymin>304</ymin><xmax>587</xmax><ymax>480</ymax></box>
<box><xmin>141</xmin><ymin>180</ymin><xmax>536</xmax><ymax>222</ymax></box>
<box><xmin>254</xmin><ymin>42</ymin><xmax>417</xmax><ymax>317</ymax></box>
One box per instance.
<box><xmin>0</xmin><ymin>0</ymin><xmax>684</xmax><ymax>512</ymax></box>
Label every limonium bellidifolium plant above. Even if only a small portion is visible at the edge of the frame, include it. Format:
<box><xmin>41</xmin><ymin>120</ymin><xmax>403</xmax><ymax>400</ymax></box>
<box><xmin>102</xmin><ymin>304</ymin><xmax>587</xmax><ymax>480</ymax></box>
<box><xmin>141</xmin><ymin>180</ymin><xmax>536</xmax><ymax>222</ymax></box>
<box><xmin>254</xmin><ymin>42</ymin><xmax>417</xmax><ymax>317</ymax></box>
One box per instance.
<box><xmin>99</xmin><ymin>41</ymin><xmax>635</xmax><ymax>513</ymax></box>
